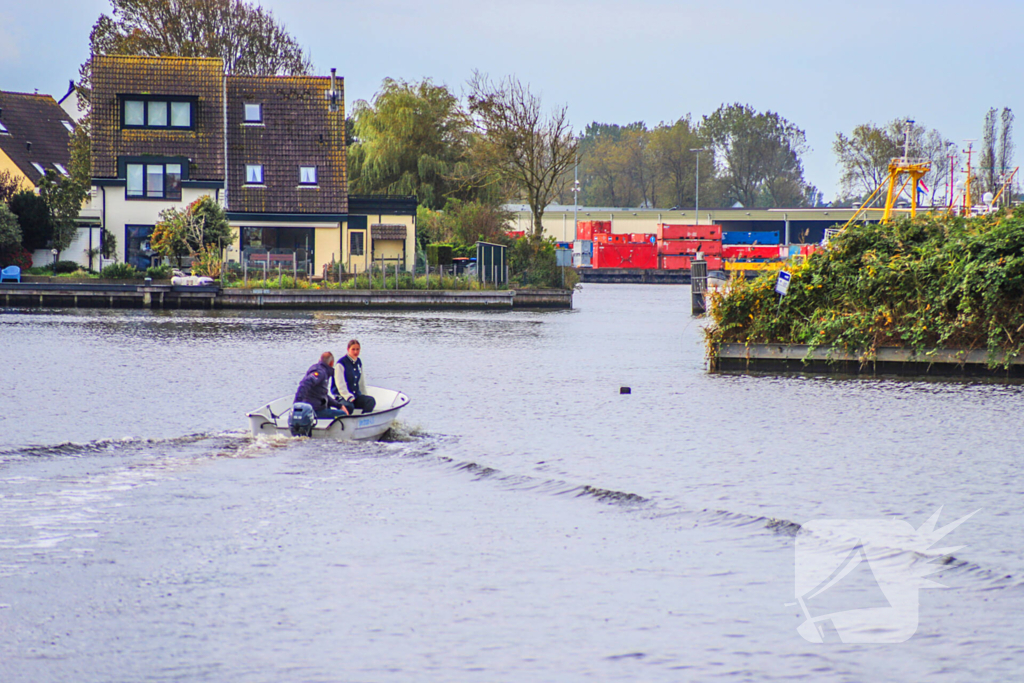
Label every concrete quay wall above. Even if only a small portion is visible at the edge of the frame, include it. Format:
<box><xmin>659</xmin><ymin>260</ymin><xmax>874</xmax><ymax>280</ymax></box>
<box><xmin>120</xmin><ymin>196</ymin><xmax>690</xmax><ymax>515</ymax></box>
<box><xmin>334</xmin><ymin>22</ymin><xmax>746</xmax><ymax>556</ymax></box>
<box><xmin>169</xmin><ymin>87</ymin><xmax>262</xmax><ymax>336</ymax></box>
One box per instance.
<box><xmin>0</xmin><ymin>283</ymin><xmax>572</xmax><ymax>311</ymax></box>
<box><xmin>713</xmin><ymin>343</ymin><xmax>1024</xmax><ymax>378</ymax></box>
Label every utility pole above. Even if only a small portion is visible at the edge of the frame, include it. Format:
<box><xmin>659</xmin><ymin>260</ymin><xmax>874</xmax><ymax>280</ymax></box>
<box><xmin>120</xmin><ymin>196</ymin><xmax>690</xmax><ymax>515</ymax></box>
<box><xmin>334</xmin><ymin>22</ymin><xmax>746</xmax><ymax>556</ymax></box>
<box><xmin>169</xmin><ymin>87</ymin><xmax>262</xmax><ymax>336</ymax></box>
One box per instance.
<box><xmin>572</xmin><ymin>151</ymin><xmax>580</xmax><ymax>241</ymax></box>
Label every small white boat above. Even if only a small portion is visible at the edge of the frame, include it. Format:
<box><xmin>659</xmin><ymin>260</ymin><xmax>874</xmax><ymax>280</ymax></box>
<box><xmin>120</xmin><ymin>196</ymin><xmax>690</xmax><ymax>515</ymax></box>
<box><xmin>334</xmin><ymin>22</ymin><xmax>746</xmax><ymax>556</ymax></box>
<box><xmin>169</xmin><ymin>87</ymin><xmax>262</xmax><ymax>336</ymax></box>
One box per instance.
<box><xmin>246</xmin><ymin>386</ymin><xmax>410</xmax><ymax>441</ymax></box>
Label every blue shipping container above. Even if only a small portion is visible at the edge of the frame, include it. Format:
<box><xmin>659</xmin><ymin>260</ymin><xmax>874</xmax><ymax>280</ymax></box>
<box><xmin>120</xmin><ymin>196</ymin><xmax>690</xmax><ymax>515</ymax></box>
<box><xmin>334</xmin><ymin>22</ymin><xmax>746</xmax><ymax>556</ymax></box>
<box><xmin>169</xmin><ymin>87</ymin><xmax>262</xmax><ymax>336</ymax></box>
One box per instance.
<box><xmin>722</xmin><ymin>231</ymin><xmax>780</xmax><ymax>245</ymax></box>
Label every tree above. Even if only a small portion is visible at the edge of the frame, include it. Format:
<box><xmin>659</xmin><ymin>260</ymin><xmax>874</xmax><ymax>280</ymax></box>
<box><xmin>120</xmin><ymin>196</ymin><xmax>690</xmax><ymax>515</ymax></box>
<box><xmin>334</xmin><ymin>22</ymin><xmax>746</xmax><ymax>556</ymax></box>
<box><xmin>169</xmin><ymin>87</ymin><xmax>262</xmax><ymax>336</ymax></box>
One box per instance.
<box><xmin>578</xmin><ymin>124</ymin><xmax>631</xmax><ymax>207</ymax></box>
<box><xmin>702</xmin><ymin>103</ymin><xmax>811</xmax><ymax>208</ymax></box>
<box><xmin>0</xmin><ymin>169</ymin><xmax>22</xmax><ymax>204</ymax></box>
<box><xmin>38</xmin><ymin>171</ymin><xmax>89</xmax><ymax>259</ymax></box>
<box><xmin>191</xmin><ymin>195</ymin><xmax>232</xmax><ymax>249</ymax></box>
<box><xmin>834</xmin><ymin>119</ymin><xmax>956</xmax><ymax>205</ymax></box>
<box><xmin>84</xmin><ymin>0</ymin><xmax>311</xmax><ymax>80</ymax></box>
<box><xmin>152</xmin><ymin>206</ymin><xmax>200</xmax><ymax>267</ymax></box>
<box><xmin>0</xmin><ymin>204</ymin><xmax>22</xmax><ymax>252</ymax></box>
<box><xmin>649</xmin><ymin>117</ymin><xmax>711</xmax><ymax>209</ymax></box>
<box><xmin>151</xmin><ymin>195</ymin><xmax>230</xmax><ymax>266</ymax></box>
<box><xmin>981</xmin><ymin>108</ymin><xmax>998</xmax><ymax>195</ymax></box>
<box><xmin>468</xmin><ymin>73</ymin><xmax>579</xmax><ymax>238</ymax></box>
<box><xmin>8</xmin><ymin>191</ymin><xmax>52</xmax><ymax>251</ymax></box>
<box><xmin>349</xmin><ymin>78</ymin><xmax>481</xmax><ymax>208</ymax></box>
<box><xmin>416</xmin><ymin>199</ymin><xmax>513</xmax><ymax>248</ymax></box>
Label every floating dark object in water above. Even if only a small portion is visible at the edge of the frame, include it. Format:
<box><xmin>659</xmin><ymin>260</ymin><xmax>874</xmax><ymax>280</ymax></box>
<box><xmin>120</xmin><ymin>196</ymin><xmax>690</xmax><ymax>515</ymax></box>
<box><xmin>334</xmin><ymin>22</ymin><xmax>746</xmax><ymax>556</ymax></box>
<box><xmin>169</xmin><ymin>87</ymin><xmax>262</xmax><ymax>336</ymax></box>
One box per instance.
<box><xmin>620</xmin><ymin>387</ymin><xmax>631</xmax><ymax>394</ymax></box>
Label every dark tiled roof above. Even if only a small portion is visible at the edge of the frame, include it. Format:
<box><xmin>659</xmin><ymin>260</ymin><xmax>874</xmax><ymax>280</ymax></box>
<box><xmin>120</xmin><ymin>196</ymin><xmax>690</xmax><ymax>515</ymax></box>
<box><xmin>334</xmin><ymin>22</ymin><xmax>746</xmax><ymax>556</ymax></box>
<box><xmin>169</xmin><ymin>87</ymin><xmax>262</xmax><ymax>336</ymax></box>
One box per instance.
<box><xmin>371</xmin><ymin>224</ymin><xmax>407</xmax><ymax>240</ymax></box>
<box><xmin>0</xmin><ymin>91</ymin><xmax>73</xmax><ymax>185</ymax></box>
<box><xmin>226</xmin><ymin>75</ymin><xmax>346</xmax><ymax>214</ymax></box>
<box><xmin>90</xmin><ymin>55</ymin><xmax>224</xmax><ymax>180</ymax></box>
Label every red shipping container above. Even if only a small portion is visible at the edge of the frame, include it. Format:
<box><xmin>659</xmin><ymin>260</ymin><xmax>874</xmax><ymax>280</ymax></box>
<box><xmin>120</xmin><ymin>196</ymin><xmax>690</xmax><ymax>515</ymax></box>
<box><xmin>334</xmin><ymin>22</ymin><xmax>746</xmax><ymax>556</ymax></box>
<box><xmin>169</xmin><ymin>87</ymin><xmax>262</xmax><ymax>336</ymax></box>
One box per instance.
<box><xmin>658</xmin><ymin>240</ymin><xmax>723</xmax><ymax>256</ymax></box>
<box><xmin>722</xmin><ymin>245</ymin><xmax>780</xmax><ymax>259</ymax></box>
<box><xmin>577</xmin><ymin>220</ymin><xmax>612</xmax><ymax>241</ymax></box>
<box><xmin>506</xmin><ymin>230</ymin><xmax>526</xmax><ymax>240</ymax></box>
<box><xmin>659</xmin><ymin>254</ymin><xmax>722</xmax><ymax>271</ymax></box>
<box><xmin>659</xmin><ymin>254</ymin><xmax>691</xmax><ymax>270</ymax></box>
<box><xmin>595</xmin><ymin>233</ymin><xmax>628</xmax><ymax>244</ymax></box>
<box><xmin>619</xmin><ymin>243</ymin><xmax>657</xmax><ymax>269</ymax></box>
<box><xmin>594</xmin><ymin>243</ymin><xmax>657</xmax><ymax>269</ymax></box>
<box><xmin>657</xmin><ymin>224</ymin><xmax>723</xmax><ymax>241</ymax></box>
<box><xmin>592</xmin><ymin>243</ymin><xmax>620</xmax><ymax>268</ymax></box>
<box><xmin>629</xmin><ymin>233</ymin><xmax>655</xmax><ymax>244</ymax></box>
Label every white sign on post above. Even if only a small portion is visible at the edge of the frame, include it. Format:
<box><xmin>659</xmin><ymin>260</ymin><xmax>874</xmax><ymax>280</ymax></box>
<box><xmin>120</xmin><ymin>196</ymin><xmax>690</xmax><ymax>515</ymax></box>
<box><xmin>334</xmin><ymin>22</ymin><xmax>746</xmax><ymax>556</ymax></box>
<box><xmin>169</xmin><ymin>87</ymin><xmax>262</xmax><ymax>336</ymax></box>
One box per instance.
<box><xmin>775</xmin><ymin>270</ymin><xmax>791</xmax><ymax>296</ymax></box>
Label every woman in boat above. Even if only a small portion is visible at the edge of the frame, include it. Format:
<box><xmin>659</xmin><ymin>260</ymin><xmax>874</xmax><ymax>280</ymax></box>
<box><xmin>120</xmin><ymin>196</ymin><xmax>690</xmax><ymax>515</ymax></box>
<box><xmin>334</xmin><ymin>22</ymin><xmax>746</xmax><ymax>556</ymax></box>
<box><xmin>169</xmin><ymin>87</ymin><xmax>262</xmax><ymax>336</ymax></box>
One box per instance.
<box><xmin>337</xmin><ymin>339</ymin><xmax>376</xmax><ymax>414</ymax></box>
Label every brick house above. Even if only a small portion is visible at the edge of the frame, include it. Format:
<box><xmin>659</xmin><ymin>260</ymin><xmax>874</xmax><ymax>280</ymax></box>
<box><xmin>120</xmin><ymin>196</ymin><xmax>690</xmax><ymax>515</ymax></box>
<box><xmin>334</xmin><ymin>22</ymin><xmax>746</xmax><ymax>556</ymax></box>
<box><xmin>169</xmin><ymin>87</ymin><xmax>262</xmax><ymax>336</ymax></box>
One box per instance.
<box><xmin>0</xmin><ymin>89</ymin><xmax>103</xmax><ymax>267</ymax></box>
<box><xmin>89</xmin><ymin>55</ymin><xmax>415</xmax><ymax>274</ymax></box>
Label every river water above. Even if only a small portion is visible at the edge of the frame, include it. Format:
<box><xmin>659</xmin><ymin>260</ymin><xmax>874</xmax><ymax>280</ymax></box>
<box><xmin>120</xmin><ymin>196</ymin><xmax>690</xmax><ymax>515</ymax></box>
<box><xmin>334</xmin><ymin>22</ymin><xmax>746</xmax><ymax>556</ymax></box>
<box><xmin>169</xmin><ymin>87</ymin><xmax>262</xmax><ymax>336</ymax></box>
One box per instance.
<box><xmin>1</xmin><ymin>285</ymin><xmax>1022</xmax><ymax>681</ymax></box>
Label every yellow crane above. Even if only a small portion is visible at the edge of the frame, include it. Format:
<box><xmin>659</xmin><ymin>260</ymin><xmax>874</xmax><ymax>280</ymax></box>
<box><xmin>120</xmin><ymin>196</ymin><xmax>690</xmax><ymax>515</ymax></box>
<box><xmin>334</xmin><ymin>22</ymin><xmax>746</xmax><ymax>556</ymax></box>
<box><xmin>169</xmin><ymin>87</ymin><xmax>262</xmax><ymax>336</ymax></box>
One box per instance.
<box><xmin>839</xmin><ymin>120</ymin><xmax>931</xmax><ymax>232</ymax></box>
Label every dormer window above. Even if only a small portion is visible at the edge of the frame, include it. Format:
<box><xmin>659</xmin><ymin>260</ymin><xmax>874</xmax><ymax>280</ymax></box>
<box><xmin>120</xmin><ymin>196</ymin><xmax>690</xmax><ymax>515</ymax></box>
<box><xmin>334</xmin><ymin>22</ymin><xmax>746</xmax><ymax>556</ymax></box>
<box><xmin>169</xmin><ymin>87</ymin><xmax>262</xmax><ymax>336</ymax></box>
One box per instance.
<box><xmin>61</xmin><ymin>121</ymin><xmax>74</xmax><ymax>133</ymax></box>
<box><xmin>53</xmin><ymin>163</ymin><xmax>69</xmax><ymax>176</ymax></box>
<box><xmin>245</xmin><ymin>164</ymin><xmax>264</xmax><ymax>185</ymax></box>
<box><xmin>0</xmin><ymin>120</ymin><xmax>7</xmax><ymax>134</ymax></box>
<box><xmin>122</xmin><ymin>97</ymin><xmax>195</xmax><ymax>130</ymax></box>
<box><xmin>299</xmin><ymin>166</ymin><xmax>317</xmax><ymax>185</ymax></box>
<box><xmin>31</xmin><ymin>162</ymin><xmax>47</xmax><ymax>176</ymax></box>
<box><xmin>244</xmin><ymin>103</ymin><xmax>262</xmax><ymax>123</ymax></box>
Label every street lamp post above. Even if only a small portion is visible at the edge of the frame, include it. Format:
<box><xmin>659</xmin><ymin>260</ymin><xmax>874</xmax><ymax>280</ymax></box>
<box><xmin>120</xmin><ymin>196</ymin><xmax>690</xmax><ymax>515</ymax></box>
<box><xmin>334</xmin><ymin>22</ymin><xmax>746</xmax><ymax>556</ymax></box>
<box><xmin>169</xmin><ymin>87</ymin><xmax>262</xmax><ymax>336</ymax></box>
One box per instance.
<box><xmin>690</xmin><ymin>148</ymin><xmax>706</xmax><ymax>224</ymax></box>
<box><xmin>572</xmin><ymin>151</ymin><xmax>580</xmax><ymax>241</ymax></box>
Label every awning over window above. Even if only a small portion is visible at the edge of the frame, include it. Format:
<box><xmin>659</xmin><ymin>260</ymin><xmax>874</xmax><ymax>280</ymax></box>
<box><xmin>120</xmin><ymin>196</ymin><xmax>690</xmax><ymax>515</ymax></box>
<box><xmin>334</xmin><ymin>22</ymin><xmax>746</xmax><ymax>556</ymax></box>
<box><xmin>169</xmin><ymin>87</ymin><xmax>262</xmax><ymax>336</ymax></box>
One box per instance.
<box><xmin>371</xmin><ymin>224</ymin><xmax>407</xmax><ymax>240</ymax></box>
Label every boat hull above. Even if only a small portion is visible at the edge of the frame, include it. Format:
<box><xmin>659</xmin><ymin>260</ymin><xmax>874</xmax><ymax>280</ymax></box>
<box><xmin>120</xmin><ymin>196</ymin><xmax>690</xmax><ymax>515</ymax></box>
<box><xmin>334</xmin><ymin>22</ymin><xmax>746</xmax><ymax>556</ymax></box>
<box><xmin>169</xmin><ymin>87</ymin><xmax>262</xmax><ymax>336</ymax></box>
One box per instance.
<box><xmin>246</xmin><ymin>386</ymin><xmax>410</xmax><ymax>441</ymax></box>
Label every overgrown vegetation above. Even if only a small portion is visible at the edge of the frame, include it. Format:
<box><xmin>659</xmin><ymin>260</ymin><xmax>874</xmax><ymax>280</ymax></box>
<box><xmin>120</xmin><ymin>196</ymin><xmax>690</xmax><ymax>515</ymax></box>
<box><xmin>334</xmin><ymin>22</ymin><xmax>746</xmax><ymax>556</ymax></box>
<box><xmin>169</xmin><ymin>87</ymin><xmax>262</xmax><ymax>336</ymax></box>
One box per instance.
<box><xmin>706</xmin><ymin>208</ymin><xmax>1024</xmax><ymax>366</ymax></box>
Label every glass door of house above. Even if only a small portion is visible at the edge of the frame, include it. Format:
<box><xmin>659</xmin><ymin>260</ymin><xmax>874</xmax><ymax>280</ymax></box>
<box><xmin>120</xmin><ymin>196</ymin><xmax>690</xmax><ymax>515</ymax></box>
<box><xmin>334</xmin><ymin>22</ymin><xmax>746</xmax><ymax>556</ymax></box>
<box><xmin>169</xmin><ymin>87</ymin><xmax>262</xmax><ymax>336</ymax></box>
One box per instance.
<box><xmin>125</xmin><ymin>225</ymin><xmax>155</xmax><ymax>270</ymax></box>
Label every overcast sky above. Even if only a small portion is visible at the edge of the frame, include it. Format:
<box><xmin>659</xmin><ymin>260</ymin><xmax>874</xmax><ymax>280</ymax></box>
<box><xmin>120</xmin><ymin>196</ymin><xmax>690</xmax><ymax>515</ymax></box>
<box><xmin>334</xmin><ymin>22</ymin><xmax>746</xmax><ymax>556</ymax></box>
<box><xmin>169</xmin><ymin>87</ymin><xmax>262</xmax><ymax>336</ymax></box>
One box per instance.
<box><xmin>2</xmin><ymin>0</ymin><xmax>1022</xmax><ymax>201</ymax></box>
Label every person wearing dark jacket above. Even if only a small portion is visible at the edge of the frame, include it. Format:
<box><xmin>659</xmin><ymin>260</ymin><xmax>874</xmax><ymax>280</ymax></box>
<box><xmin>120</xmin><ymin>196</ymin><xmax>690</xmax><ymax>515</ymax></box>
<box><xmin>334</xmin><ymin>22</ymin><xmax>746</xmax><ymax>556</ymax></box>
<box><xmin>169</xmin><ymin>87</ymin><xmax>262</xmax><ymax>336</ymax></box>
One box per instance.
<box><xmin>295</xmin><ymin>352</ymin><xmax>351</xmax><ymax>419</ymax></box>
<box><xmin>336</xmin><ymin>339</ymin><xmax>376</xmax><ymax>414</ymax></box>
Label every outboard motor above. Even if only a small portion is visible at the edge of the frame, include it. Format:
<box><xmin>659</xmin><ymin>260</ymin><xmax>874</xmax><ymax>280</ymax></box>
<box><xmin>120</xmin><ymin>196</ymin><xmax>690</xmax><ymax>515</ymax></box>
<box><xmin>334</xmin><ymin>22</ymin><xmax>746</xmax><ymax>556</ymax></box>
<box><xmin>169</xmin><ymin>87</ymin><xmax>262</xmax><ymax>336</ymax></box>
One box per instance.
<box><xmin>289</xmin><ymin>402</ymin><xmax>316</xmax><ymax>437</ymax></box>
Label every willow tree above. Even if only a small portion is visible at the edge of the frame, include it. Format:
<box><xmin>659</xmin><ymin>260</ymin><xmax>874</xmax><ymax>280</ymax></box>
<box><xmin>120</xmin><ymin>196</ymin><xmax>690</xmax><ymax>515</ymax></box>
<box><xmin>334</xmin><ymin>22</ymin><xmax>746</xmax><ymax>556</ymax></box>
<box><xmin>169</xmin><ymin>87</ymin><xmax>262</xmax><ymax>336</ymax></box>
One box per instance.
<box><xmin>348</xmin><ymin>78</ymin><xmax>481</xmax><ymax>209</ymax></box>
<box><xmin>468</xmin><ymin>73</ymin><xmax>578</xmax><ymax>238</ymax></box>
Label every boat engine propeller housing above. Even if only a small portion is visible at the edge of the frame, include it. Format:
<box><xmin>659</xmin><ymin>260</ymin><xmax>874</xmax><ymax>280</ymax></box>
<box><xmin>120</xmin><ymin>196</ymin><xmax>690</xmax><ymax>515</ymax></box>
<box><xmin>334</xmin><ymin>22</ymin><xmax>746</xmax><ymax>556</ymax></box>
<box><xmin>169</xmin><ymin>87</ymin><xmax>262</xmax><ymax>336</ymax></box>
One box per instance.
<box><xmin>289</xmin><ymin>402</ymin><xmax>316</xmax><ymax>437</ymax></box>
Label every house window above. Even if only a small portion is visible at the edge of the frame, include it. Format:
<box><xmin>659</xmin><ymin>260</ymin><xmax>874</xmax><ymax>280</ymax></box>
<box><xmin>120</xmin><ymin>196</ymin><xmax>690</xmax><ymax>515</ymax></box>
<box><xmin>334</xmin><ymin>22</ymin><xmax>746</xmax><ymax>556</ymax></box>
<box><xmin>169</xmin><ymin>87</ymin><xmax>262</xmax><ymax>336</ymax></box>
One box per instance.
<box><xmin>147</xmin><ymin>102</ymin><xmax>167</xmax><ymax>127</ymax></box>
<box><xmin>299</xmin><ymin>166</ymin><xmax>317</xmax><ymax>185</ymax></box>
<box><xmin>0</xmin><ymin>120</ymin><xmax>8</xmax><ymax>134</ymax></box>
<box><xmin>124</xmin><ymin>100</ymin><xmax>145</xmax><ymax>126</ymax></box>
<box><xmin>31</xmin><ymin>162</ymin><xmax>47</xmax><ymax>176</ymax></box>
<box><xmin>122</xmin><ymin>98</ymin><xmax>194</xmax><ymax>129</ymax></box>
<box><xmin>245</xmin><ymin>164</ymin><xmax>264</xmax><ymax>184</ymax></box>
<box><xmin>126</xmin><ymin>162</ymin><xmax>182</xmax><ymax>200</ymax></box>
<box><xmin>244</xmin><ymin>103</ymin><xmax>262</xmax><ymax>123</ymax></box>
<box><xmin>61</xmin><ymin>121</ymin><xmax>74</xmax><ymax>133</ymax></box>
<box><xmin>349</xmin><ymin>230</ymin><xmax>365</xmax><ymax>256</ymax></box>
<box><xmin>53</xmin><ymin>163</ymin><xmax>69</xmax><ymax>176</ymax></box>
<box><xmin>170</xmin><ymin>101</ymin><xmax>191</xmax><ymax>127</ymax></box>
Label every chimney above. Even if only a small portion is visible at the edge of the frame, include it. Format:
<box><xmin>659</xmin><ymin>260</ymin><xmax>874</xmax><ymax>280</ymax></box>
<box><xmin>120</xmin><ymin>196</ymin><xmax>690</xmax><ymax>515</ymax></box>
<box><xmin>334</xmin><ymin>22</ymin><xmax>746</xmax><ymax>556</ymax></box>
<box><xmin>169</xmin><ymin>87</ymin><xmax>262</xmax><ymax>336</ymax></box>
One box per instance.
<box><xmin>26</xmin><ymin>141</ymin><xmax>32</xmax><ymax>152</ymax></box>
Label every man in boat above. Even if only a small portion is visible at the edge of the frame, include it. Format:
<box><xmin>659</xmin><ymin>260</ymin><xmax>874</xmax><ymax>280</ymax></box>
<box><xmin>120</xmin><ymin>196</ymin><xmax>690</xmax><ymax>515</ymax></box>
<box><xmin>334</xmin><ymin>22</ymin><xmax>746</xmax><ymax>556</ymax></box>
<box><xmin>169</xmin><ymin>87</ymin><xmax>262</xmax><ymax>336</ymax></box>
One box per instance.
<box><xmin>337</xmin><ymin>339</ymin><xmax>376</xmax><ymax>414</ymax></box>
<box><xmin>295</xmin><ymin>352</ymin><xmax>352</xmax><ymax>419</ymax></box>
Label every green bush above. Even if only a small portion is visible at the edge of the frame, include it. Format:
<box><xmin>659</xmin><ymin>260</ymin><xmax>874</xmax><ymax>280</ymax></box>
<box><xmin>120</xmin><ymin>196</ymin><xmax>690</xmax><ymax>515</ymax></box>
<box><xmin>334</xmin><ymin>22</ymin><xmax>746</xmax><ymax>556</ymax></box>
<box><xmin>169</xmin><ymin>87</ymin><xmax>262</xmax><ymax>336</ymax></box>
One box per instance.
<box><xmin>52</xmin><ymin>260</ymin><xmax>81</xmax><ymax>274</ymax></box>
<box><xmin>101</xmin><ymin>262</ymin><xmax>141</xmax><ymax>279</ymax></box>
<box><xmin>146</xmin><ymin>264</ymin><xmax>172</xmax><ymax>279</ymax></box>
<box><xmin>426</xmin><ymin>243</ymin><xmax>453</xmax><ymax>266</ymax></box>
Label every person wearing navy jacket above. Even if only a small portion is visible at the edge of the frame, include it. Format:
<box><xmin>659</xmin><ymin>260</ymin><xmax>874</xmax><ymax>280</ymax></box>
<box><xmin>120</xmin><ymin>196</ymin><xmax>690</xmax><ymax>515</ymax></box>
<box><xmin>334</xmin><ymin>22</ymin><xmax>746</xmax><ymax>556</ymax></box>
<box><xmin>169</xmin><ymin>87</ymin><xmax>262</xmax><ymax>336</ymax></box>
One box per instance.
<box><xmin>295</xmin><ymin>352</ymin><xmax>351</xmax><ymax>418</ymax></box>
<box><xmin>337</xmin><ymin>339</ymin><xmax>376</xmax><ymax>414</ymax></box>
